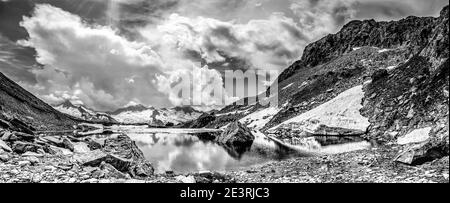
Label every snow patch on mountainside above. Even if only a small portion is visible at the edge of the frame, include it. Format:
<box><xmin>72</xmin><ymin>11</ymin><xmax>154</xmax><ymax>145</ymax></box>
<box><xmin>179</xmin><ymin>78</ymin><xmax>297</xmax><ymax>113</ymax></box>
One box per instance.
<box><xmin>240</xmin><ymin>107</ymin><xmax>281</xmax><ymax>130</ymax></box>
<box><xmin>282</xmin><ymin>83</ymin><xmax>294</xmax><ymax>90</ymax></box>
<box><xmin>55</xmin><ymin>105</ymin><xmax>82</xmax><ymax>118</ymax></box>
<box><xmin>270</xmin><ymin>85</ymin><xmax>370</xmax><ymax>132</ymax></box>
<box><xmin>397</xmin><ymin>127</ymin><xmax>432</xmax><ymax>145</ymax></box>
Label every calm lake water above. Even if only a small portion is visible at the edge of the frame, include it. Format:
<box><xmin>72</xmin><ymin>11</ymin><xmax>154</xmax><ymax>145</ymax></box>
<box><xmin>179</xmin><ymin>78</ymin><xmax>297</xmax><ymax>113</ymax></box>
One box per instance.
<box><xmin>107</xmin><ymin>125</ymin><xmax>372</xmax><ymax>174</ymax></box>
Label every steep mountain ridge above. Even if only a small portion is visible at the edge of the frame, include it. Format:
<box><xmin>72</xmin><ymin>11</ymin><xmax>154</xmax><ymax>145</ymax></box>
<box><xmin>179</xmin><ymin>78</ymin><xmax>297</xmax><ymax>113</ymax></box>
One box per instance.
<box><xmin>278</xmin><ymin>6</ymin><xmax>448</xmax><ymax>83</ymax></box>
<box><xmin>0</xmin><ymin>72</ymin><xmax>76</xmax><ymax>130</ymax></box>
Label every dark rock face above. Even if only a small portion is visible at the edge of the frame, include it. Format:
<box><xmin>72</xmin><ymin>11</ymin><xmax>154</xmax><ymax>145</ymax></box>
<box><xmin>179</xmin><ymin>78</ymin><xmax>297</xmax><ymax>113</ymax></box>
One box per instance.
<box><xmin>0</xmin><ymin>118</ymin><xmax>35</xmax><ymax>136</ymax></box>
<box><xmin>9</xmin><ymin>119</ymin><xmax>35</xmax><ymax>135</ymax></box>
<box><xmin>278</xmin><ymin>6</ymin><xmax>448</xmax><ymax>83</ymax></box>
<box><xmin>359</xmin><ymin>7</ymin><xmax>449</xmax><ymax>165</ymax></box>
<box><xmin>420</xmin><ymin>6</ymin><xmax>449</xmax><ymax>68</ymax></box>
<box><xmin>371</xmin><ymin>69</ymin><xmax>389</xmax><ymax>82</ymax></box>
<box><xmin>182</xmin><ymin>113</ymin><xmax>216</xmax><ymax>128</ymax></box>
<box><xmin>216</xmin><ymin>121</ymin><xmax>255</xmax><ymax>155</ymax></box>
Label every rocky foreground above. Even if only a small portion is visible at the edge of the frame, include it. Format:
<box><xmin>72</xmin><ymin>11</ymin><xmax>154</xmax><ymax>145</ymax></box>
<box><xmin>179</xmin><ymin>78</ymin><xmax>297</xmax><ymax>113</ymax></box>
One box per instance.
<box><xmin>231</xmin><ymin>149</ymin><xmax>449</xmax><ymax>183</ymax></box>
<box><xmin>1</xmin><ymin>120</ymin><xmax>448</xmax><ymax>183</ymax></box>
<box><xmin>1</xmin><ymin>141</ymin><xmax>448</xmax><ymax>183</ymax></box>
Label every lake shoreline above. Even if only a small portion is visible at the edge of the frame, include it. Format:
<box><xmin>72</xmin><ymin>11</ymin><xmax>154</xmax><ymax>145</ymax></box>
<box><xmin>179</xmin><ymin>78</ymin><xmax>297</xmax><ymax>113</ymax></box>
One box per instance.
<box><xmin>2</xmin><ymin>142</ymin><xmax>447</xmax><ymax>183</ymax></box>
<box><xmin>1</xmin><ymin>125</ymin><xmax>448</xmax><ymax>183</ymax></box>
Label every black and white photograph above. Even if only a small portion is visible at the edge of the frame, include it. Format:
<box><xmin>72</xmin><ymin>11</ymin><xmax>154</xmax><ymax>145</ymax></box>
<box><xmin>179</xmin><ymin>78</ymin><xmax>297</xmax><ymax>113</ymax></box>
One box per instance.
<box><xmin>0</xmin><ymin>0</ymin><xmax>448</xmax><ymax>188</ymax></box>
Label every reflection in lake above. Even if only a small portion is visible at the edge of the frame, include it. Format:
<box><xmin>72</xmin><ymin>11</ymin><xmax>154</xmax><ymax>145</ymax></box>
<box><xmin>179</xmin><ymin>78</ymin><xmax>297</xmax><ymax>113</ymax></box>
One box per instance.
<box><xmin>127</xmin><ymin>132</ymin><xmax>294</xmax><ymax>174</ymax></box>
<box><xmin>111</xmin><ymin>126</ymin><xmax>371</xmax><ymax>174</ymax></box>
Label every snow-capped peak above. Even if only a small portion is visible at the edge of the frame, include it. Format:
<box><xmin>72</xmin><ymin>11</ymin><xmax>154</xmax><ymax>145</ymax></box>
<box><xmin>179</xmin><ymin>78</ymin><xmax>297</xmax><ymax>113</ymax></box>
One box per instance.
<box><xmin>54</xmin><ymin>100</ymin><xmax>116</xmax><ymax>123</ymax></box>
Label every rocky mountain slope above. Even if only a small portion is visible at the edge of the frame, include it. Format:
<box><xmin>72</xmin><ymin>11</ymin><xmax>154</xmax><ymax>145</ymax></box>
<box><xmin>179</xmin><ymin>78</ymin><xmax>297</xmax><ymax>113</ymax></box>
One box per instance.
<box><xmin>0</xmin><ymin>72</ymin><xmax>76</xmax><ymax>131</ymax></box>
<box><xmin>207</xmin><ymin>5</ymin><xmax>449</xmax><ymax>166</ymax></box>
<box><xmin>54</xmin><ymin>101</ymin><xmax>117</xmax><ymax>123</ymax></box>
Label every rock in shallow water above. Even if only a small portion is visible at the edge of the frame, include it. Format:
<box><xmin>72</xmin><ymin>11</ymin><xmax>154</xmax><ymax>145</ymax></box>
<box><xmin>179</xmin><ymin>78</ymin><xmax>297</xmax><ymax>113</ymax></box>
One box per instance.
<box><xmin>216</xmin><ymin>121</ymin><xmax>255</xmax><ymax>155</ymax></box>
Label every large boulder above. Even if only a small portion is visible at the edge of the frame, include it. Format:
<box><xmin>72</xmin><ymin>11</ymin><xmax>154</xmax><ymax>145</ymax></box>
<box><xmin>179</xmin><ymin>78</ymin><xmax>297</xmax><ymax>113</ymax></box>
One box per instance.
<box><xmin>74</xmin><ymin>134</ymin><xmax>154</xmax><ymax>178</ymax></box>
<box><xmin>394</xmin><ymin>127</ymin><xmax>449</xmax><ymax>165</ymax></box>
<box><xmin>0</xmin><ymin>139</ymin><xmax>12</xmax><ymax>152</ymax></box>
<box><xmin>73</xmin><ymin>150</ymin><xmax>132</xmax><ymax>172</ymax></box>
<box><xmin>103</xmin><ymin>134</ymin><xmax>154</xmax><ymax>177</ymax></box>
<box><xmin>216</xmin><ymin>121</ymin><xmax>255</xmax><ymax>155</ymax></box>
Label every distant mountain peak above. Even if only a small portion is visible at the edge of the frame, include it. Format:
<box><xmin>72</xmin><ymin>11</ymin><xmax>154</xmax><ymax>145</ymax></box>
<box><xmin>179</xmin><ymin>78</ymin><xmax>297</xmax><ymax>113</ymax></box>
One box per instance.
<box><xmin>111</xmin><ymin>103</ymin><xmax>151</xmax><ymax>115</ymax></box>
<box><xmin>54</xmin><ymin>100</ymin><xmax>117</xmax><ymax>123</ymax></box>
<box><xmin>58</xmin><ymin>100</ymin><xmax>77</xmax><ymax>108</ymax></box>
<box><xmin>172</xmin><ymin>106</ymin><xmax>201</xmax><ymax>115</ymax></box>
<box><xmin>124</xmin><ymin>101</ymin><xmax>147</xmax><ymax>108</ymax></box>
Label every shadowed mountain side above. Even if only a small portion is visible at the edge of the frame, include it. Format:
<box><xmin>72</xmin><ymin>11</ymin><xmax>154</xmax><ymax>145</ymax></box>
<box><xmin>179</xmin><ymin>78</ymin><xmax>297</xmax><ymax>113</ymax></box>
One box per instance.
<box><xmin>0</xmin><ymin>72</ymin><xmax>78</xmax><ymax>130</ymax></box>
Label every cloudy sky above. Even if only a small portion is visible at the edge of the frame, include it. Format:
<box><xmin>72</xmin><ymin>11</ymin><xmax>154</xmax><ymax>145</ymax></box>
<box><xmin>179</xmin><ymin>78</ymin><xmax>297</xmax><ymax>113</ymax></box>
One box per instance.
<box><xmin>0</xmin><ymin>0</ymin><xmax>448</xmax><ymax>111</ymax></box>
